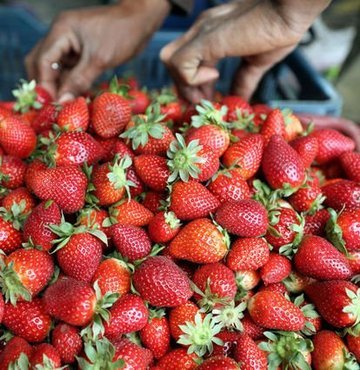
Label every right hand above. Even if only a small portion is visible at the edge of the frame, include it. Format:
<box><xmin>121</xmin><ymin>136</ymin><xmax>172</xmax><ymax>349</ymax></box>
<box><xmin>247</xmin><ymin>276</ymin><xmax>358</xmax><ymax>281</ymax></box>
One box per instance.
<box><xmin>25</xmin><ymin>0</ymin><xmax>170</xmax><ymax>102</ymax></box>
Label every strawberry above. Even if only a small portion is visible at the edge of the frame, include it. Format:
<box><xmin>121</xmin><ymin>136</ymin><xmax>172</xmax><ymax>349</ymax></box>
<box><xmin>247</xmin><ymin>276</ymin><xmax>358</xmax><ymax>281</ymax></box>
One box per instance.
<box><xmin>211</xmin><ymin>330</ymin><xmax>240</xmax><ymax>357</ymax></box>
<box><xmin>312</xmin><ymin>330</ymin><xmax>358</xmax><ymax>370</ymax></box>
<box><xmin>134</xmin><ymin>154</ymin><xmax>170</xmax><ymax>192</ymax></box>
<box><xmin>192</xmin><ymin>262</ymin><xmax>237</xmax><ymax>310</ymax></box>
<box><xmin>294</xmin><ymin>235</ymin><xmax>352</xmax><ymax>280</ymax></box>
<box><xmin>57</xmin><ymin>96</ymin><xmax>89</xmax><ymax>131</ymax></box>
<box><xmin>226</xmin><ymin>237</ymin><xmax>270</xmax><ymax>271</ymax></box>
<box><xmin>215</xmin><ymin>199</ymin><xmax>268</xmax><ymax>237</ymax></box>
<box><xmin>154</xmin><ymin>88</ymin><xmax>182</xmax><ymax>122</ymax></box>
<box><xmin>77</xmin><ymin>207</ymin><xmax>109</xmax><ymax>237</ymax></box>
<box><xmin>262</xmin><ymin>134</ymin><xmax>305</xmax><ymax>190</ymax></box>
<box><xmin>127</xmin><ymin>165</ymin><xmax>145</xmax><ymax>197</ymax></box>
<box><xmin>23</xmin><ymin>200</ymin><xmax>61</xmax><ymax>251</ymax></box>
<box><xmin>282</xmin><ymin>271</ymin><xmax>314</xmax><ymax>294</ymax></box>
<box><xmin>1</xmin><ymin>248</ymin><xmax>54</xmax><ymax>304</ymax></box>
<box><xmin>121</xmin><ymin>104</ymin><xmax>174</xmax><ymax>155</ymax></box>
<box><xmin>30</xmin><ymin>343</ymin><xmax>61</xmax><ymax>368</ymax></box>
<box><xmin>305</xmin><ymin>280</ymin><xmax>360</xmax><ymax>329</ymax></box>
<box><xmin>248</xmin><ymin>291</ymin><xmax>305</xmax><ymax>331</ymax></box>
<box><xmin>3</xmin><ymin>298</ymin><xmax>52</xmax><ymax>343</ymax></box>
<box><xmin>148</xmin><ymin>211</ymin><xmax>181</xmax><ymax>243</ymax></box>
<box><xmin>326</xmin><ymin>208</ymin><xmax>360</xmax><ymax>253</ymax></box>
<box><xmin>140</xmin><ymin>308</ymin><xmax>171</xmax><ymax>359</ymax></box>
<box><xmin>0</xmin><ymin>115</ymin><xmax>36</xmax><ymax>158</ymax></box>
<box><xmin>31</xmin><ymin>103</ymin><xmax>58</xmax><ymax>134</ymax></box>
<box><xmin>348</xmin><ymin>250</ymin><xmax>360</xmax><ymax>273</ymax></box>
<box><xmin>259</xmin><ymin>253</ymin><xmax>291</xmax><ymax>285</ymax></box>
<box><xmin>233</xmin><ymin>334</ymin><xmax>267</xmax><ymax>370</ymax></box>
<box><xmin>2</xmin><ymin>187</ymin><xmax>35</xmax><ymax>216</ymax></box>
<box><xmin>242</xmin><ymin>313</ymin><xmax>265</xmax><ymax>340</ymax></box>
<box><xmin>340</xmin><ymin>151</ymin><xmax>360</xmax><ymax>182</ymax></box>
<box><xmin>155</xmin><ymin>348</ymin><xmax>199</xmax><ymax>370</ymax></box>
<box><xmin>108</xmin><ymin>199</ymin><xmax>153</xmax><ymax>226</ymax></box>
<box><xmin>236</xmin><ymin>270</ymin><xmax>261</xmax><ymax>292</ymax></box>
<box><xmin>169</xmin><ymin>181</ymin><xmax>220</xmax><ymax>221</ymax></box>
<box><xmin>44</xmin><ymin>277</ymin><xmax>96</xmax><ymax>326</ymax></box>
<box><xmin>283</xmin><ymin>111</ymin><xmax>304</xmax><ymax>141</ymax></box>
<box><xmin>54</xmin><ymin>131</ymin><xmax>104</xmax><ymax>166</ymax></box>
<box><xmin>12</xmin><ymin>80</ymin><xmax>51</xmax><ymax>112</ymax></box>
<box><xmin>169</xmin><ymin>218</ymin><xmax>228</xmax><ymax>264</ymax></box>
<box><xmin>128</xmin><ymin>89</ymin><xmax>151</xmax><ymax>114</ymax></box>
<box><xmin>0</xmin><ymin>336</ymin><xmax>32</xmax><ymax>370</ymax></box>
<box><xmin>110</xmin><ymin>223</ymin><xmax>151</xmax><ymax>262</ymax></box>
<box><xmin>0</xmin><ymin>216</ymin><xmax>23</xmax><ymax>254</ymax></box>
<box><xmin>29</xmin><ymin>165</ymin><xmax>87</xmax><ymax>213</ymax></box>
<box><xmin>260</xmin><ymin>108</ymin><xmax>286</xmax><ymax>145</ymax></box>
<box><xmin>51</xmin><ymin>323</ymin><xmax>83</xmax><ymax>364</ymax></box>
<box><xmin>258</xmin><ymin>282</ymin><xmax>287</xmax><ymax>296</ymax></box>
<box><xmin>92</xmin><ymin>91</ymin><xmax>131</xmax><ymax>138</ymax></box>
<box><xmin>167</xmin><ymin>134</ymin><xmax>219</xmax><ymax>183</ymax></box>
<box><xmin>208</xmin><ymin>168</ymin><xmax>251</xmax><ymax>203</ymax></box>
<box><xmin>346</xmin><ymin>333</ymin><xmax>360</xmax><ymax>362</ymax></box>
<box><xmin>91</xmin><ymin>155</ymin><xmax>134</xmax><ymax>206</ymax></box>
<box><xmin>290</xmin><ymin>135</ymin><xmax>319</xmax><ymax>168</ymax></box>
<box><xmin>197</xmin><ymin>356</ymin><xmax>239</xmax><ymax>369</ymax></box>
<box><xmin>169</xmin><ymin>301</ymin><xmax>200</xmax><ymax>341</ymax></box>
<box><xmin>309</xmin><ymin>128</ymin><xmax>355</xmax><ymax>164</ymax></box>
<box><xmin>103</xmin><ymin>293</ymin><xmax>148</xmax><ymax>339</ymax></box>
<box><xmin>288</xmin><ymin>183</ymin><xmax>324</xmax><ymax>214</ymax></box>
<box><xmin>222</xmin><ymin>95</ymin><xmax>252</xmax><ymax>122</ymax></box>
<box><xmin>222</xmin><ymin>134</ymin><xmax>264</xmax><ymax>180</ymax></box>
<box><xmin>132</xmin><ymin>256</ymin><xmax>193</xmax><ymax>307</ymax></box>
<box><xmin>0</xmin><ymin>155</ymin><xmax>27</xmax><ymax>189</ymax></box>
<box><xmin>304</xmin><ymin>208</ymin><xmax>330</xmax><ymax>236</ymax></box>
<box><xmin>322</xmin><ymin>180</ymin><xmax>360</xmax><ymax>211</ymax></box>
<box><xmin>141</xmin><ymin>191</ymin><xmax>164</xmax><ymax>213</ymax></box>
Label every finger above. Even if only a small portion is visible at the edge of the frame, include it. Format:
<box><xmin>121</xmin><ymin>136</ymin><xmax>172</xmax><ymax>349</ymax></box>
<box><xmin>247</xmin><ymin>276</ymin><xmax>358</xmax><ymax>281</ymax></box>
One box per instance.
<box><xmin>25</xmin><ymin>41</ymin><xmax>42</xmax><ymax>81</ymax></box>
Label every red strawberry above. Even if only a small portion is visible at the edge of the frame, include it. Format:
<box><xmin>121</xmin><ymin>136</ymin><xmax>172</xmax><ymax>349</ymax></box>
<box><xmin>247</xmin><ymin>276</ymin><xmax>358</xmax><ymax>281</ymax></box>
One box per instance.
<box><xmin>346</xmin><ymin>333</ymin><xmax>360</xmax><ymax>362</ymax></box>
<box><xmin>169</xmin><ymin>301</ymin><xmax>200</xmax><ymax>341</ymax></box>
<box><xmin>77</xmin><ymin>207</ymin><xmax>109</xmax><ymax>237</ymax></box>
<box><xmin>110</xmin><ymin>223</ymin><xmax>151</xmax><ymax>262</ymax></box>
<box><xmin>234</xmin><ymin>335</ymin><xmax>267</xmax><ymax>370</ymax></box>
<box><xmin>260</xmin><ymin>108</ymin><xmax>286</xmax><ymax>145</ymax></box>
<box><xmin>340</xmin><ymin>151</ymin><xmax>360</xmax><ymax>182</ymax></box>
<box><xmin>322</xmin><ymin>180</ymin><xmax>360</xmax><ymax>211</ymax></box>
<box><xmin>3</xmin><ymin>298</ymin><xmax>51</xmax><ymax>343</ymax></box>
<box><xmin>159</xmin><ymin>98</ymin><xmax>183</xmax><ymax>124</ymax></box>
<box><xmin>222</xmin><ymin>134</ymin><xmax>264</xmax><ymax>180</ymax></box>
<box><xmin>294</xmin><ymin>235</ymin><xmax>352</xmax><ymax>280</ymax></box>
<box><xmin>283</xmin><ymin>112</ymin><xmax>304</xmax><ymax>141</ymax></box>
<box><xmin>2</xmin><ymin>187</ymin><xmax>35</xmax><ymax>216</ymax></box>
<box><xmin>197</xmin><ymin>356</ymin><xmax>239</xmax><ymax>370</ymax></box>
<box><xmin>92</xmin><ymin>92</ymin><xmax>131</xmax><ymax>138</ymax></box>
<box><xmin>169</xmin><ymin>181</ymin><xmax>220</xmax><ymax>221</ymax></box>
<box><xmin>242</xmin><ymin>313</ymin><xmax>265</xmax><ymax>340</ymax></box>
<box><xmin>258</xmin><ymin>282</ymin><xmax>288</xmax><ymax>296</ymax></box>
<box><xmin>0</xmin><ymin>336</ymin><xmax>32</xmax><ymax>370</ymax></box>
<box><xmin>2</xmin><ymin>248</ymin><xmax>54</xmax><ymax>303</ymax></box>
<box><xmin>133</xmin><ymin>154</ymin><xmax>170</xmax><ymax>192</ymax></box>
<box><xmin>310</xmin><ymin>128</ymin><xmax>355</xmax><ymax>164</ymax></box>
<box><xmin>140</xmin><ymin>308</ymin><xmax>171</xmax><ymax>359</ymax></box>
<box><xmin>304</xmin><ymin>208</ymin><xmax>330</xmax><ymax>236</ymax></box>
<box><xmin>12</xmin><ymin>80</ymin><xmax>51</xmax><ymax>112</ymax></box>
<box><xmin>215</xmin><ymin>199</ymin><xmax>268</xmax><ymax>237</ymax></box>
<box><xmin>23</xmin><ymin>200</ymin><xmax>61</xmax><ymax>251</ymax></box>
<box><xmin>132</xmin><ymin>256</ymin><xmax>193</xmax><ymax>307</ymax></box>
<box><xmin>211</xmin><ymin>330</ymin><xmax>240</xmax><ymax>358</ymax></box>
<box><xmin>235</xmin><ymin>270</ymin><xmax>260</xmax><ymax>292</ymax></box>
<box><xmin>0</xmin><ymin>155</ymin><xmax>27</xmax><ymax>189</ymax></box>
<box><xmin>262</xmin><ymin>135</ymin><xmax>305</xmax><ymax>190</ymax></box>
<box><xmin>30</xmin><ymin>343</ymin><xmax>61</xmax><ymax>368</ymax></box>
<box><xmin>148</xmin><ymin>211</ymin><xmax>181</xmax><ymax>243</ymax></box>
<box><xmin>0</xmin><ymin>115</ymin><xmax>36</xmax><ymax>158</ymax></box>
<box><xmin>31</xmin><ymin>103</ymin><xmax>58</xmax><ymax>133</ymax></box>
<box><xmin>141</xmin><ymin>191</ymin><xmax>164</xmax><ymax>213</ymax></box>
<box><xmin>305</xmin><ymin>280</ymin><xmax>360</xmax><ymax>329</ymax></box>
<box><xmin>104</xmin><ymin>293</ymin><xmax>148</xmax><ymax>339</ymax></box>
<box><xmin>222</xmin><ymin>95</ymin><xmax>252</xmax><ymax>122</ymax></box>
<box><xmin>51</xmin><ymin>323</ymin><xmax>83</xmax><ymax>364</ymax></box>
<box><xmin>44</xmin><ymin>277</ymin><xmax>96</xmax><ymax>326</ymax></box>
<box><xmin>288</xmin><ymin>183</ymin><xmax>324</xmax><ymax>214</ymax></box>
<box><xmin>290</xmin><ymin>135</ymin><xmax>319</xmax><ymax>168</ymax></box>
<box><xmin>192</xmin><ymin>262</ymin><xmax>237</xmax><ymax>309</ymax></box>
<box><xmin>312</xmin><ymin>330</ymin><xmax>356</xmax><ymax>370</ymax></box>
<box><xmin>208</xmin><ymin>168</ymin><xmax>251</xmax><ymax>203</ymax></box>
<box><xmin>169</xmin><ymin>218</ymin><xmax>228</xmax><ymax>264</ymax></box>
<box><xmin>155</xmin><ymin>348</ymin><xmax>199</xmax><ymax>370</ymax></box>
<box><xmin>127</xmin><ymin>165</ymin><xmax>145</xmax><ymax>197</ymax></box>
<box><xmin>57</xmin><ymin>96</ymin><xmax>89</xmax><ymax>131</ymax></box>
<box><xmin>29</xmin><ymin>165</ymin><xmax>87</xmax><ymax>213</ymax></box>
<box><xmin>248</xmin><ymin>291</ymin><xmax>305</xmax><ymax>331</ymax></box>
<box><xmin>108</xmin><ymin>199</ymin><xmax>154</xmax><ymax>226</ymax></box>
<box><xmin>259</xmin><ymin>253</ymin><xmax>291</xmax><ymax>285</ymax></box>
<box><xmin>0</xmin><ymin>216</ymin><xmax>23</xmax><ymax>254</ymax></box>
<box><xmin>128</xmin><ymin>89</ymin><xmax>150</xmax><ymax>114</ymax></box>
<box><xmin>54</xmin><ymin>131</ymin><xmax>104</xmax><ymax>166</ymax></box>
<box><xmin>226</xmin><ymin>237</ymin><xmax>270</xmax><ymax>272</ymax></box>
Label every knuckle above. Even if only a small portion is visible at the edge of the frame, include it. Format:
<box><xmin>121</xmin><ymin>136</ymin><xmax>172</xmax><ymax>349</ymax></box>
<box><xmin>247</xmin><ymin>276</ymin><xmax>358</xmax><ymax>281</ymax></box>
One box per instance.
<box><xmin>91</xmin><ymin>54</ymin><xmax>111</xmax><ymax>70</ymax></box>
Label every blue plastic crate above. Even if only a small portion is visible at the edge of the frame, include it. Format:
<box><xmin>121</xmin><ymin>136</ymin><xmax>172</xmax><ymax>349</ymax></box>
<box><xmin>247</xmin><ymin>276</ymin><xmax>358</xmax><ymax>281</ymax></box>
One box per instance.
<box><xmin>0</xmin><ymin>6</ymin><xmax>342</xmax><ymax>116</ymax></box>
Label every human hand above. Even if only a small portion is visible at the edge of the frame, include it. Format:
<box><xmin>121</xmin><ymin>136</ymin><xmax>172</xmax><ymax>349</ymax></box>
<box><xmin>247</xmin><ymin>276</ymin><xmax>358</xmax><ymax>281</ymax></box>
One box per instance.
<box><xmin>25</xmin><ymin>0</ymin><xmax>170</xmax><ymax>102</ymax></box>
<box><xmin>160</xmin><ymin>0</ymin><xmax>330</xmax><ymax>103</ymax></box>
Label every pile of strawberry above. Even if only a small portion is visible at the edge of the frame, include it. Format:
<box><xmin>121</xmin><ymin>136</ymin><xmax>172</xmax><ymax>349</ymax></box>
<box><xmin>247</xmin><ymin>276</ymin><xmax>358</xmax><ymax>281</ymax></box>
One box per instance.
<box><xmin>0</xmin><ymin>77</ymin><xmax>359</xmax><ymax>370</ymax></box>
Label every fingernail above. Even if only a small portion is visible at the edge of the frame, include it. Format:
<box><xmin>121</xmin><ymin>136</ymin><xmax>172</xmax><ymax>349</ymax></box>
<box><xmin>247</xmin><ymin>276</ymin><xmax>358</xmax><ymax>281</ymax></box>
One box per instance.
<box><xmin>58</xmin><ymin>92</ymin><xmax>75</xmax><ymax>104</ymax></box>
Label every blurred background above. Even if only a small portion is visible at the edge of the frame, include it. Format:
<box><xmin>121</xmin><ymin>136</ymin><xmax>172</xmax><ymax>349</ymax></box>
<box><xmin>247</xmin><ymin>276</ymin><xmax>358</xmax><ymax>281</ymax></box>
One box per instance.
<box><xmin>0</xmin><ymin>0</ymin><xmax>359</xmax><ymax>121</ymax></box>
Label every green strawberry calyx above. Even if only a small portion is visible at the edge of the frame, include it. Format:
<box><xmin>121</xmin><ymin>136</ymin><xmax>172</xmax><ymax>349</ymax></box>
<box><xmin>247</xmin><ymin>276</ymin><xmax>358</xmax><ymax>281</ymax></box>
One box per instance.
<box><xmin>120</xmin><ymin>103</ymin><xmax>166</xmax><ymax>150</ymax></box>
<box><xmin>8</xmin><ymin>352</ymin><xmax>30</xmax><ymax>370</ymax></box>
<box><xmin>325</xmin><ymin>208</ymin><xmax>348</xmax><ymax>256</ymax></box>
<box><xmin>191</xmin><ymin>100</ymin><xmax>228</xmax><ymax>129</ymax></box>
<box><xmin>12</xmin><ymin>79</ymin><xmax>42</xmax><ymax>113</ymax></box>
<box><xmin>33</xmin><ymin>354</ymin><xmax>67</xmax><ymax>370</ymax></box>
<box><xmin>279</xmin><ymin>214</ymin><xmax>305</xmax><ymax>257</ymax></box>
<box><xmin>152</xmin><ymin>87</ymin><xmax>178</xmax><ymax>105</ymax></box>
<box><xmin>212</xmin><ymin>301</ymin><xmax>246</xmax><ymax>331</ymax></box>
<box><xmin>177</xmin><ymin>312</ymin><xmax>223</xmax><ymax>357</ymax></box>
<box><xmin>107</xmin><ymin>155</ymin><xmax>135</xmax><ymax>199</ymax></box>
<box><xmin>259</xmin><ymin>331</ymin><xmax>313</xmax><ymax>370</ymax></box>
<box><xmin>228</xmin><ymin>109</ymin><xmax>258</xmax><ymax>133</ymax></box>
<box><xmin>0</xmin><ymin>200</ymin><xmax>29</xmax><ymax>230</ymax></box>
<box><xmin>293</xmin><ymin>294</ymin><xmax>320</xmax><ymax>336</ymax></box>
<box><xmin>343</xmin><ymin>288</ymin><xmax>360</xmax><ymax>331</ymax></box>
<box><xmin>167</xmin><ymin>133</ymin><xmax>206</xmax><ymax>183</ymax></box>
<box><xmin>344</xmin><ymin>348</ymin><xmax>360</xmax><ymax>370</ymax></box>
<box><xmin>164</xmin><ymin>211</ymin><xmax>181</xmax><ymax>229</ymax></box>
<box><xmin>109</xmin><ymin>76</ymin><xmax>130</xmax><ymax>97</ymax></box>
